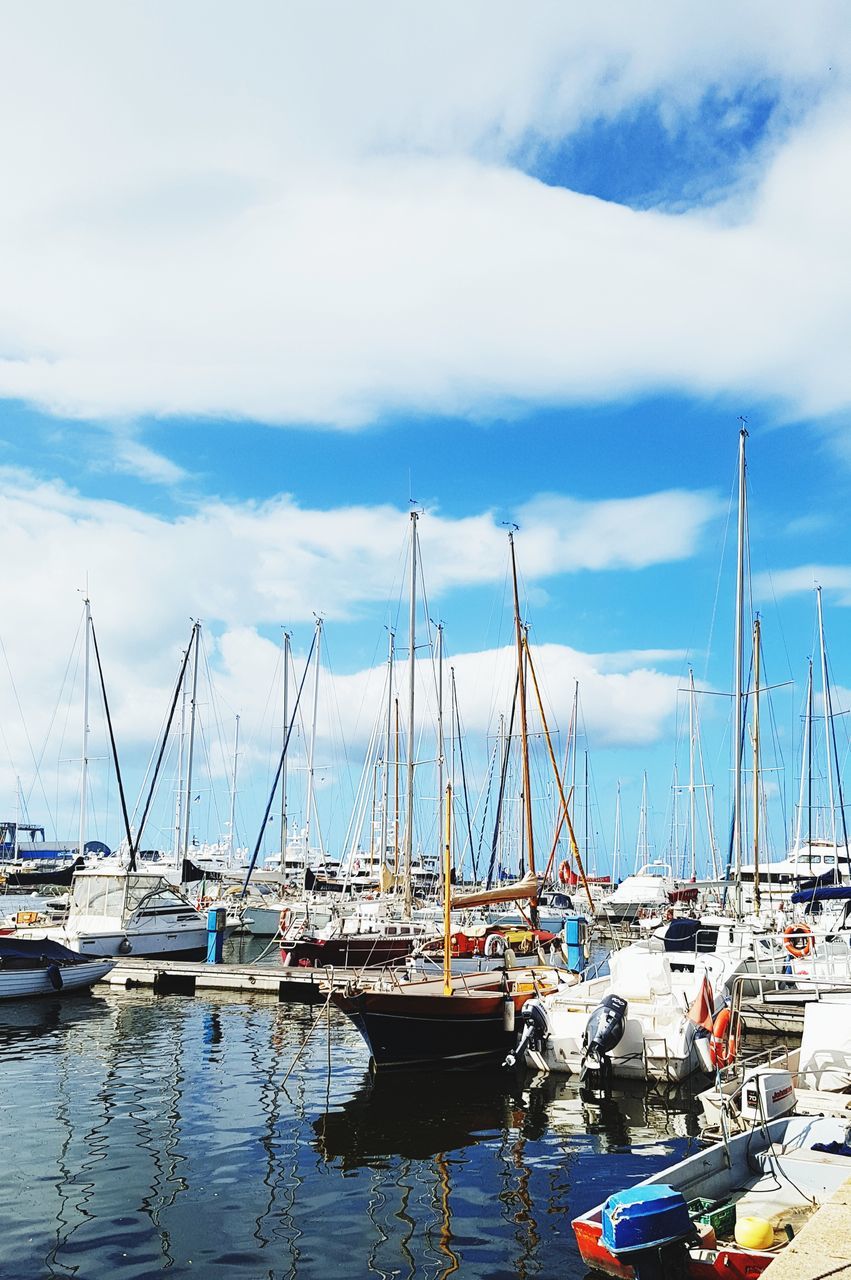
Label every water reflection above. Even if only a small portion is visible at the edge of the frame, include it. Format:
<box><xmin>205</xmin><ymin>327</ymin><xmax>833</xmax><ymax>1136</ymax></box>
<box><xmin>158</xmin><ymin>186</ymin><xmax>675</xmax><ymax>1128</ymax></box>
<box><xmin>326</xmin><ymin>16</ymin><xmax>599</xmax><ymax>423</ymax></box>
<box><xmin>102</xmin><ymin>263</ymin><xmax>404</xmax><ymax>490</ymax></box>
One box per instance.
<box><xmin>0</xmin><ymin>989</ymin><xmax>707</xmax><ymax>1280</ymax></box>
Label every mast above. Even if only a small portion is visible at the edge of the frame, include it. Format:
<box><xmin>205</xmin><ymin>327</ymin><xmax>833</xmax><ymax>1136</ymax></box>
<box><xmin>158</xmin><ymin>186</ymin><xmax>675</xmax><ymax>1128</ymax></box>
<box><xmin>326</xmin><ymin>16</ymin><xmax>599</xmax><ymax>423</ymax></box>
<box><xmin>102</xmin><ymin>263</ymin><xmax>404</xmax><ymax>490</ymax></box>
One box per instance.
<box><xmin>509</xmin><ymin>531</ymin><xmax>537</xmax><ymax>924</ymax></box>
<box><xmin>636</xmin><ymin>772</ymin><xmax>649</xmax><ymax>871</ymax></box>
<box><xmin>280</xmin><ymin>630</ymin><xmax>291</xmax><ymax>858</ymax></box>
<box><xmin>181</xmin><ymin>621</ymin><xmax>200</xmax><ymax>861</ymax></box>
<box><xmin>752</xmin><ymin>616</ymin><xmax>762</xmax><ymax>914</ymax></box>
<box><xmin>816</xmin><ymin>586</ymin><xmax>837</xmax><ymax>852</ymax></box>
<box><xmin>394</xmin><ymin>696</ymin><xmax>400</xmax><ymax>876</ymax></box>
<box><xmin>379</xmin><ymin>631</ymin><xmax>394</xmax><ymax>871</ymax></box>
<box><xmin>613</xmin><ymin>781</ymin><xmax>622</xmax><ymax>883</ymax></box>
<box><xmin>436</xmin><ymin>621</ymin><xmax>445</xmax><ymax>893</ymax></box>
<box><xmin>305</xmin><ymin>617</ymin><xmax>323</xmax><ymax>853</ymax></box>
<box><xmin>688</xmin><ymin>667</ymin><xmax>697</xmax><ymax>880</ymax></box>
<box><xmin>442</xmin><ymin>782</ymin><xmax>452</xmax><ymax>997</ymax></box>
<box><xmin>793</xmin><ymin>660</ymin><xmax>812</xmax><ymax>853</ymax></box>
<box><xmin>78</xmin><ymin>594</ymin><xmax>91</xmax><ymax>860</ymax></box>
<box><xmin>228</xmin><ymin>714</ymin><xmax>240</xmax><ymax>861</ymax></box>
<box><xmin>404</xmin><ymin>512</ymin><xmax>418</xmax><ymax>917</ymax></box>
<box><xmin>733</xmin><ymin>424</ymin><xmax>747</xmax><ymax>915</ymax></box>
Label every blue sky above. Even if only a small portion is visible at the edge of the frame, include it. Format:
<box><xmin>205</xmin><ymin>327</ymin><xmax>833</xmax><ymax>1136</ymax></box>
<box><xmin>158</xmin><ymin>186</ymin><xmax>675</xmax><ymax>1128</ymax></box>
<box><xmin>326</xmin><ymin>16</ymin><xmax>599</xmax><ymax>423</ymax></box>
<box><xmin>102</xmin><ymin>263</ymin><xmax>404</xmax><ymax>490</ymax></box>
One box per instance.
<box><xmin>1</xmin><ymin>4</ymin><xmax>850</xmax><ymax>873</ymax></box>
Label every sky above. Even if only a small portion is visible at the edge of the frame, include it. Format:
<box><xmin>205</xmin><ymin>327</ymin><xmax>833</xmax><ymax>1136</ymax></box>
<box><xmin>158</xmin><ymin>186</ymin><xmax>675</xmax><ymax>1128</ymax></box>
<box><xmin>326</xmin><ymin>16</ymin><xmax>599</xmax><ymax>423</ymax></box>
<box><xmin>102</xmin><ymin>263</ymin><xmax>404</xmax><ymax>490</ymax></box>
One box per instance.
<box><xmin>1</xmin><ymin>3</ymin><xmax>851</xmax><ymax>875</ymax></box>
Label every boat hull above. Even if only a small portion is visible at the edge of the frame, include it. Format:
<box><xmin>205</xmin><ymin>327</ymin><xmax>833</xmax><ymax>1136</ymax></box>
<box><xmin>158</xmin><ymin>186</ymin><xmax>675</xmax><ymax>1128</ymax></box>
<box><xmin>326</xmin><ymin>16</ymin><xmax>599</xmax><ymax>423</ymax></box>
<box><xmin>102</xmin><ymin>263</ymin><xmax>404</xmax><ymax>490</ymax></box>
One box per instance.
<box><xmin>0</xmin><ymin>958</ymin><xmax>115</xmax><ymax>1000</ymax></box>
<box><xmin>333</xmin><ymin>987</ymin><xmax>527</xmax><ymax>1069</ymax></box>
<box><xmin>282</xmin><ymin>936</ymin><xmax>417</xmax><ymax>968</ymax></box>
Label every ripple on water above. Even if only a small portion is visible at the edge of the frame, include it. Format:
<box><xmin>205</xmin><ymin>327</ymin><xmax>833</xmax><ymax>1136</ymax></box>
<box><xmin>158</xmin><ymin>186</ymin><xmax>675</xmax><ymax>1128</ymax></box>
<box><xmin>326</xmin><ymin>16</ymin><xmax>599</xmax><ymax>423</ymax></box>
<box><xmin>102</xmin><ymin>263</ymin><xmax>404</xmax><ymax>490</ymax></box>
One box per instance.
<box><xmin>0</xmin><ymin>987</ymin><xmax>705</xmax><ymax>1279</ymax></box>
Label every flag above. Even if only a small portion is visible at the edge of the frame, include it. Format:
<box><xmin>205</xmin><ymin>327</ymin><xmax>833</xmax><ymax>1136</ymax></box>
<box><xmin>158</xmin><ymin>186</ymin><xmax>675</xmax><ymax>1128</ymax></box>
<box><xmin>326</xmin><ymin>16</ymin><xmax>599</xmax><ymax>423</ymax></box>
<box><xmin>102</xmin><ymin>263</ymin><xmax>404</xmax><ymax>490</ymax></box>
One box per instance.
<box><xmin>688</xmin><ymin>975</ymin><xmax>714</xmax><ymax>1032</ymax></box>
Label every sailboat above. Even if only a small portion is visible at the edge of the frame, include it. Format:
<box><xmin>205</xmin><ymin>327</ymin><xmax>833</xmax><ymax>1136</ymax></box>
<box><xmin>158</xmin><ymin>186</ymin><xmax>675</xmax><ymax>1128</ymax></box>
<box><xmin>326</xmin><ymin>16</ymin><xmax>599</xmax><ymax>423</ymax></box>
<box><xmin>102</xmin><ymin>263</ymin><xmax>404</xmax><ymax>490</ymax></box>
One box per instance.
<box><xmin>328</xmin><ymin>531</ymin><xmax>584</xmax><ymax>1068</ymax></box>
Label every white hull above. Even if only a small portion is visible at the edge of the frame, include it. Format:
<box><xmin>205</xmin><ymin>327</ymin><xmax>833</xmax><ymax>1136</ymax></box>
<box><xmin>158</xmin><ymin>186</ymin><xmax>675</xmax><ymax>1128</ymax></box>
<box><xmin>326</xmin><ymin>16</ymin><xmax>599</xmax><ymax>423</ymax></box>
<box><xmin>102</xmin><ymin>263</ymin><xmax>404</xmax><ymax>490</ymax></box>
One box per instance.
<box><xmin>0</xmin><ymin>958</ymin><xmax>114</xmax><ymax>999</ymax></box>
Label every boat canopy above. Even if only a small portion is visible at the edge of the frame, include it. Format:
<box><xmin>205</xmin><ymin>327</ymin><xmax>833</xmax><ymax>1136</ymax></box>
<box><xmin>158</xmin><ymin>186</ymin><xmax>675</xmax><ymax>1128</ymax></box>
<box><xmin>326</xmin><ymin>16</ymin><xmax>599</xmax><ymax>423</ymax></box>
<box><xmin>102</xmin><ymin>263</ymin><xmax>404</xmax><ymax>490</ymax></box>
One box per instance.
<box><xmin>791</xmin><ymin>884</ymin><xmax>851</xmax><ymax>905</ymax></box>
<box><xmin>0</xmin><ymin>936</ymin><xmax>87</xmax><ymax>965</ymax></box>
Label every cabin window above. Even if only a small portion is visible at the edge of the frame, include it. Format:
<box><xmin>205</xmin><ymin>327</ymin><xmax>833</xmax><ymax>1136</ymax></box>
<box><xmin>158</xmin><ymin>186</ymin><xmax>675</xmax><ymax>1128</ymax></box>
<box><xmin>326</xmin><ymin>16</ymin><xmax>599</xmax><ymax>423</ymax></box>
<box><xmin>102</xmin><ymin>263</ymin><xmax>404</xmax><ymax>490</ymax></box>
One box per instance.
<box><xmin>72</xmin><ymin>876</ymin><xmax>125</xmax><ymax>917</ymax></box>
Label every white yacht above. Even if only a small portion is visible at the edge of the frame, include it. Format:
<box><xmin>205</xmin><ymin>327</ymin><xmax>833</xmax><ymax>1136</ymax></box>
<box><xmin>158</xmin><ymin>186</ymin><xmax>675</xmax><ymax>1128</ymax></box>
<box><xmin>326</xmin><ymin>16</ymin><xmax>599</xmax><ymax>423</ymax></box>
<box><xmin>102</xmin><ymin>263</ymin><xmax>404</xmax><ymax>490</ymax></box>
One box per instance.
<box><xmin>15</xmin><ymin>867</ymin><xmax>236</xmax><ymax>959</ymax></box>
<box><xmin>599</xmin><ymin>861</ymin><xmax>678</xmax><ymax>922</ymax></box>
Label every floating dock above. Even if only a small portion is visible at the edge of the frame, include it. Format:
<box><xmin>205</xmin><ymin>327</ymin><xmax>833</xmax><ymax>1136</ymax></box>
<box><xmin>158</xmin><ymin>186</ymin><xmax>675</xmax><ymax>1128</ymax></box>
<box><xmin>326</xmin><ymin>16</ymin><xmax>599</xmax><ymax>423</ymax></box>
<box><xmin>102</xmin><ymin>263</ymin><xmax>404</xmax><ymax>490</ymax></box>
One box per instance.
<box><xmin>763</xmin><ymin>1175</ymin><xmax>851</xmax><ymax>1280</ymax></box>
<box><xmin>98</xmin><ymin>957</ymin><xmax>357</xmax><ymax>1003</ymax></box>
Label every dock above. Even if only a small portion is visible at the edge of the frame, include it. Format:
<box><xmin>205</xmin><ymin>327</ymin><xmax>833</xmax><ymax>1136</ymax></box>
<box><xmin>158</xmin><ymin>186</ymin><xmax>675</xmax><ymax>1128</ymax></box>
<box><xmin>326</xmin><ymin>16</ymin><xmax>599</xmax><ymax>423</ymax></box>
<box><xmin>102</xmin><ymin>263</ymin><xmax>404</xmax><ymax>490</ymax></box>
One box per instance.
<box><xmin>763</xmin><ymin>1176</ymin><xmax>851</xmax><ymax>1280</ymax></box>
<box><xmin>98</xmin><ymin>957</ymin><xmax>363</xmax><ymax>1003</ymax></box>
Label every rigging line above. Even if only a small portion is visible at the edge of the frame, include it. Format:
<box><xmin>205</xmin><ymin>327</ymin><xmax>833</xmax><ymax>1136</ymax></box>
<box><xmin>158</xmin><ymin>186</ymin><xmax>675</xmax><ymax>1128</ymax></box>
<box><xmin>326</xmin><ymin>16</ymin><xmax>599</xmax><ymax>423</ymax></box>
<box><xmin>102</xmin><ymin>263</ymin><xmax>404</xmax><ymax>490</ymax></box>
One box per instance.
<box><xmin>89</xmin><ymin>618</ymin><xmax>134</xmax><ymax>865</ymax></box>
<box><xmin>131</xmin><ymin>625</ymin><xmax>196</xmax><ymax>863</ymax></box>
<box><xmin>0</xmin><ymin>613</ymin><xmax>82</xmax><ymax>834</ymax></box>
<box><xmin>486</xmin><ymin>672</ymin><xmax>519</xmax><ymax>889</ymax></box>
<box><xmin>452</xmin><ymin>672</ymin><xmax>475</xmax><ymax>871</ymax></box>
<box><xmin>241</xmin><ymin>627</ymin><xmax>318</xmax><ymax>897</ymax></box>
<box><xmin>704</xmin><ymin>450</ymin><xmax>739</xmax><ymax>687</ymax></box>
<box><xmin>474</xmin><ymin>735</ymin><xmax>500</xmax><ymax>883</ymax></box>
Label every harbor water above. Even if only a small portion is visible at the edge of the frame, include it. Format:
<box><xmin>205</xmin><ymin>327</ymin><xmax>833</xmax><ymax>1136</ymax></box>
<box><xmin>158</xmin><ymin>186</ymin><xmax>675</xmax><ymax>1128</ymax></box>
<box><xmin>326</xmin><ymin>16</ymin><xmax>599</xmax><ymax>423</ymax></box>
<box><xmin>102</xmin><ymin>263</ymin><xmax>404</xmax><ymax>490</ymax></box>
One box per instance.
<box><xmin>1</xmin><ymin>959</ymin><xmax>707</xmax><ymax>1280</ymax></box>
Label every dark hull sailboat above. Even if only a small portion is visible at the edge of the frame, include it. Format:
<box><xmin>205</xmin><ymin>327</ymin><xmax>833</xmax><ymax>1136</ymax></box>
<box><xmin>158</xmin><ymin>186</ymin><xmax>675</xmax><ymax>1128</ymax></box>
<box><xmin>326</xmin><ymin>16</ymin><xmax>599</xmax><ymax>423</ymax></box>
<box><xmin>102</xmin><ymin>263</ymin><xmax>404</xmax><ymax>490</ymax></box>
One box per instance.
<box><xmin>331</xmin><ymin>966</ymin><xmax>569</xmax><ymax>1070</ymax></box>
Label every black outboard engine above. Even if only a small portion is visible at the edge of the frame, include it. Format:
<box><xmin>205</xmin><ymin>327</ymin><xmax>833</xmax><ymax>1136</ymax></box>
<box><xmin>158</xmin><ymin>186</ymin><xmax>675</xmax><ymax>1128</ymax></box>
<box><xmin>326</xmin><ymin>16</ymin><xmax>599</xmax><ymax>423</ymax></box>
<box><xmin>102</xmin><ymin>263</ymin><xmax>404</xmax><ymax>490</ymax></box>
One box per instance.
<box><xmin>503</xmin><ymin>999</ymin><xmax>550</xmax><ymax>1071</ymax></box>
<box><xmin>581</xmin><ymin>993</ymin><xmax>627</xmax><ymax>1084</ymax></box>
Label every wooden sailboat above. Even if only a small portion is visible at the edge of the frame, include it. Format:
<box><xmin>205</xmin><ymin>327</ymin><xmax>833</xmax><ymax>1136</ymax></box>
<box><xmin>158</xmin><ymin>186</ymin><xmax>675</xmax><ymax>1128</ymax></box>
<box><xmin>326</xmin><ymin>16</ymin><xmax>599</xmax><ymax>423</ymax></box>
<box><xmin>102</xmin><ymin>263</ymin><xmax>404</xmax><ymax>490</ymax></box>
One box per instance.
<box><xmin>328</xmin><ymin>533</ymin><xmax>584</xmax><ymax>1068</ymax></box>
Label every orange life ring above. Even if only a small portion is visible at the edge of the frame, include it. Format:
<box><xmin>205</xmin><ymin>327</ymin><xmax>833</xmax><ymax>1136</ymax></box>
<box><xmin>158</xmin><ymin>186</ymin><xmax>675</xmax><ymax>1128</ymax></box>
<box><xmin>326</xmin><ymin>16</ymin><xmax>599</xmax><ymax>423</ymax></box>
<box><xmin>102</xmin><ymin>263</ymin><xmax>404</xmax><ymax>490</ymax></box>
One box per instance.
<box><xmin>558</xmin><ymin>860</ymin><xmax>571</xmax><ymax>886</ymax></box>
<box><xmin>709</xmin><ymin>1007</ymin><xmax>737</xmax><ymax>1069</ymax></box>
<box><xmin>784</xmin><ymin>923</ymin><xmax>814</xmax><ymax>958</ymax></box>
<box><xmin>279</xmin><ymin>907</ymin><xmax>292</xmax><ymax>936</ymax></box>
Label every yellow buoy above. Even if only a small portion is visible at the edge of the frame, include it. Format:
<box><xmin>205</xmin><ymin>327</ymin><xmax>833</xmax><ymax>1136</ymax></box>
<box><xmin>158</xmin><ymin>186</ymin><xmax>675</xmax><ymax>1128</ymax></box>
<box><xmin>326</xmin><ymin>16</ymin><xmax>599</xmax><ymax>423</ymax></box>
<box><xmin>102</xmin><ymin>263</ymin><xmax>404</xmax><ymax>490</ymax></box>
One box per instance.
<box><xmin>734</xmin><ymin>1216</ymin><xmax>774</xmax><ymax>1250</ymax></box>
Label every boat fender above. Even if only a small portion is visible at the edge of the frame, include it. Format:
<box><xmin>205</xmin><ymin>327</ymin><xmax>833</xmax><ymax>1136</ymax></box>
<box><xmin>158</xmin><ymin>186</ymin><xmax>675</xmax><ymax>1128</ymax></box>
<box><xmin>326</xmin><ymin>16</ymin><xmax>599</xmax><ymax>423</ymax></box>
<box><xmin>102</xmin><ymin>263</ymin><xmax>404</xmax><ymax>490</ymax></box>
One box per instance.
<box><xmin>46</xmin><ymin>962</ymin><xmax>63</xmax><ymax>992</ymax></box>
<box><xmin>784</xmin><ymin>923</ymin><xmax>814</xmax><ymax>958</ymax></box>
<box><xmin>503</xmin><ymin>996</ymin><xmax>515</xmax><ymax>1032</ymax></box>
<box><xmin>118</xmin><ymin>938</ymin><xmax>133</xmax><ymax>955</ymax></box>
<box><xmin>558</xmin><ymin>860</ymin><xmax>571</xmax><ymax>886</ymax></box>
<box><xmin>281</xmin><ymin>950</ymin><xmax>292</xmax><ymax>967</ymax></box>
<box><xmin>484</xmin><ymin>932</ymin><xmax>507</xmax><ymax>958</ymax></box>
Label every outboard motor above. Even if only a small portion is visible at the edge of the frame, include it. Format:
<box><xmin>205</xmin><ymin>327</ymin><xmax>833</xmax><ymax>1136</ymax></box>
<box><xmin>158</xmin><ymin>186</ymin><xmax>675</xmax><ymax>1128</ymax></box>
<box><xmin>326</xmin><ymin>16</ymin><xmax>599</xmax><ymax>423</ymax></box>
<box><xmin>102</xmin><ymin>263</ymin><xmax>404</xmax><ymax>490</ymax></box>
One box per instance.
<box><xmin>602</xmin><ymin>1184</ymin><xmax>695</xmax><ymax>1280</ymax></box>
<box><xmin>582</xmin><ymin>994</ymin><xmax>627</xmax><ymax>1084</ymax></box>
<box><xmin>504</xmin><ymin>999</ymin><xmax>550</xmax><ymax>1072</ymax></box>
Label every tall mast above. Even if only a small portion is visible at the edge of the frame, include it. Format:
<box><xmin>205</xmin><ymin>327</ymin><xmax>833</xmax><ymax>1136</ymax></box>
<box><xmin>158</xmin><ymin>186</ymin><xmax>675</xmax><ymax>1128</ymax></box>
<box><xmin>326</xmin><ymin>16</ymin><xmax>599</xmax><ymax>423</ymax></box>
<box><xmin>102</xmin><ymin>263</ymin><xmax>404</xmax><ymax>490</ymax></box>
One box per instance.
<box><xmin>509</xmin><ymin>531</ymin><xmax>536</xmax><ymax>922</ymax></box>
<box><xmin>816</xmin><ymin>586</ymin><xmax>837</xmax><ymax>851</ymax></box>
<box><xmin>436</xmin><ymin>621</ymin><xmax>445</xmax><ymax>893</ymax></box>
<box><xmin>688</xmin><ymin>667</ymin><xmax>697</xmax><ymax>880</ymax></box>
<box><xmin>733</xmin><ymin>425</ymin><xmax>748</xmax><ymax>915</ymax></box>
<box><xmin>305</xmin><ymin>617</ymin><xmax>323</xmax><ymax>852</ymax></box>
<box><xmin>228</xmin><ymin>714</ymin><xmax>240</xmax><ymax>861</ymax></box>
<box><xmin>636</xmin><ymin>772</ymin><xmax>648</xmax><ymax>871</ymax></box>
<box><xmin>404</xmin><ymin>512</ymin><xmax>418</xmax><ymax>917</ymax></box>
<box><xmin>78</xmin><ymin>595</ymin><xmax>91</xmax><ymax>860</ymax></box>
<box><xmin>752</xmin><ymin>616</ymin><xmax>762</xmax><ymax>914</ymax></box>
<box><xmin>174</xmin><ymin>666</ymin><xmax>187</xmax><ymax>858</ymax></box>
<box><xmin>181</xmin><ymin>621</ymin><xmax>200</xmax><ymax>860</ymax></box>
<box><xmin>394</xmin><ymin>695</ymin><xmax>400</xmax><ymax>876</ymax></box>
<box><xmin>280</xmin><ymin>630</ymin><xmax>291</xmax><ymax>857</ymax></box>
<box><xmin>379</xmin><ymin>631</ymin><xmax>394</xmax><ymax>870</ymax></box>
<box><xmin>613</xmin><ymin>781</ymin><xmax>622</xmax><ymax>883</ymax></box>
<box><xmin>794</xmin><ymin>660</ymin><xmax>813</xmax><ymax>853</ymax></box>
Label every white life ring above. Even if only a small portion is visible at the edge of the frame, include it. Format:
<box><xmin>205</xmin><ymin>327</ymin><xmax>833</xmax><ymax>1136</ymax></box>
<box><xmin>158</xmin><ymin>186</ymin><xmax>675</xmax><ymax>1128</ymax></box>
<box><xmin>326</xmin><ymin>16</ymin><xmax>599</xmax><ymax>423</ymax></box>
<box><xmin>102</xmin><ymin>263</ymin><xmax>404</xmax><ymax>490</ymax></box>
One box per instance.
<box><xmin>484</xmin><ymin>933</ymin><xmax>507</xmax><ymax>958</ymax></box>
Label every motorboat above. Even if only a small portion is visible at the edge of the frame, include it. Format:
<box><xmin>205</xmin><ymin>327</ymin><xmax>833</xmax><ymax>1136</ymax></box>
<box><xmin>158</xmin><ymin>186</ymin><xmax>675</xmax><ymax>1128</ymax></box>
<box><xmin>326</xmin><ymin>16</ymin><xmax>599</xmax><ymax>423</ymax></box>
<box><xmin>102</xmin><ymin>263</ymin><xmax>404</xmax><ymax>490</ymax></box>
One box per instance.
<box><xmin>0</xmin><ymin>934</ymin><xmax>115</xmax><ymax>999</ymax></box>
<box><xmin>15</xmin><ymin>867</ymin><xmax>238</xmax><ymax>959</ymax></box>
<box><xmin>699</xmin><ymin>994</ymin><xmax>851</xmax><ymax>1135</ymax></box>
<box><xmin>509</xmin><ymin>932</ymin><xmax>742</xmax><ymax>1082</ymax></box>
<box><xmin>600</xmin><ymin>862</ymin><xmax>683</xmax><ymax>922</ymax></box>
<box><xmin>573</xmin><ymin>1106</ymin><xmax>851</xmax><ymax>1279</ymax></box>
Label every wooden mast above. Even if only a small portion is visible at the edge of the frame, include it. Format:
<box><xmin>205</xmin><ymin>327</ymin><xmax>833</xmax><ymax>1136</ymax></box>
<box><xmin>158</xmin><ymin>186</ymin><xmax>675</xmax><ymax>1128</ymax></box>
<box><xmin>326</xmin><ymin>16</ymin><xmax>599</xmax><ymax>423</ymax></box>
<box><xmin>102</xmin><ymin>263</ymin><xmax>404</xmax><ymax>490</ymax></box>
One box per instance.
<box><xmin>508</xmin><ymin>531</ymin><xmax>537</xmax><ymax>926</ymax></box>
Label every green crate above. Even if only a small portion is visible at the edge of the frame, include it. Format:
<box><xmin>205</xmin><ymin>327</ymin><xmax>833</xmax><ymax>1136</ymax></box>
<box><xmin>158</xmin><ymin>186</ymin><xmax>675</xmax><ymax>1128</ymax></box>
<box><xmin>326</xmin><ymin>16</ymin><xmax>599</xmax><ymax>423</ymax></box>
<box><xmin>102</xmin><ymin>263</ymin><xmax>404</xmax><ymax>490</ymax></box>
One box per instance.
<box><xmin>688</xmin><ymin>1197</ymin><xmax>736</xmax><ymax>1238</ymax></box>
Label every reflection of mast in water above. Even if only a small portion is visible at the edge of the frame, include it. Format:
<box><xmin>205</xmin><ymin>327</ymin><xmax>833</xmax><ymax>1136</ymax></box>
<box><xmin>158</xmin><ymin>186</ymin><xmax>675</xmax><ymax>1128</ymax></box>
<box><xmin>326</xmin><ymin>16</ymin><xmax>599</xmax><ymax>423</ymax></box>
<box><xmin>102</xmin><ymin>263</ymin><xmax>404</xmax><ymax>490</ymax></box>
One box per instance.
<box><xmin>432</xmin><ymin>1153</ymin><xmax>460</xmax><ymax>1279</ymax></box>
<box><xmin>495</xmin><ymin>1109</ymin><xmax>540</xmax><ymax>1280</ymax></box>
<box><xmin>249</xmin><ymin>1002</ymin><xmax>304</xmax><ymax>1276</ymax></box>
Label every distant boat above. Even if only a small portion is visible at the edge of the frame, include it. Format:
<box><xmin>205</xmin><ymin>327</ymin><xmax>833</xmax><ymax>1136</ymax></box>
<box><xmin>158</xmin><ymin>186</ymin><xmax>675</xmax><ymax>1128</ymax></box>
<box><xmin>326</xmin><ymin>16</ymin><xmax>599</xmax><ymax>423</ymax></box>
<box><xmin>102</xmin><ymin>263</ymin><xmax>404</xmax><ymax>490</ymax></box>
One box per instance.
<box><xmin>0</xmin><ymin>935</ymin><xmax>114</xmax><ymax>999</ymax></box>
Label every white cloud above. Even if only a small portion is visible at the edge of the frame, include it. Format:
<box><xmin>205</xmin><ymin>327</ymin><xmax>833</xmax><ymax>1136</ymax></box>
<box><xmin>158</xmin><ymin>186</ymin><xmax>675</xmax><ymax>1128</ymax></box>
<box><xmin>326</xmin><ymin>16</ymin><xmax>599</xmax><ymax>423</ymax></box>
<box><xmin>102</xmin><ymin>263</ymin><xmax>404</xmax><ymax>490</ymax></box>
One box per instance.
<box><xmin>0</xmin><ymin>7</ymin><xmax>849</xmax><ymax>428</ymax></box>
<box><xmin>756</xmin><ymin>565</ymin><xmax>851</xmax><ymax>605</ymax></box>
<box><xmin>0</xmin><ymin>468</ymin><xmax>701</xmax><ymax>840</ymax></box>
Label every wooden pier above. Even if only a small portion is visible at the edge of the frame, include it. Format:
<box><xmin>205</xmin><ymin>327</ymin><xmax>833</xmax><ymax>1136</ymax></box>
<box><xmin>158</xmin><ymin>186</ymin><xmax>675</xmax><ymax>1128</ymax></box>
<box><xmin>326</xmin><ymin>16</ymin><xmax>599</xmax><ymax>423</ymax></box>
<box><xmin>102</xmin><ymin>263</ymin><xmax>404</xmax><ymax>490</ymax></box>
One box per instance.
<box><xmin>763</xmin><ymin>1175</ymin><xmax>851</xmax><ymax>1280</ymax></box>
